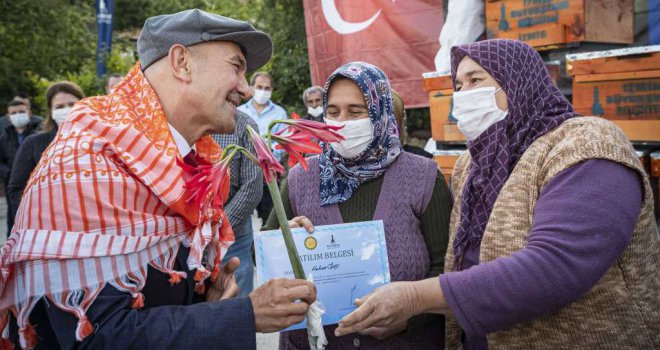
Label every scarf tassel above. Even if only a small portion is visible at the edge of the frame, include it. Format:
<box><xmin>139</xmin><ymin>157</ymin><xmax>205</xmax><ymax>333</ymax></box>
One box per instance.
<box><xmin>14</xmin><ymin>299</ymin><xmax>39</xmax><ymax>350</ymax></box>
<box><xmin>0</xmin><ymin>310</ymin><xmax>12</xmax><ymax>350</ymax></box>
<box><xmin>194</xmin><ymin>281</ymin><xmax>206</xmax><ymax>295</ymax></box>
<box><xmin>49</xmin><ymin>285</ymin><xmax>103</xmax><ymax>344</ymax></box>
<box><xmin>131</xmin><ymin>292</ymin><xmax>145</xmax><ymax>309</ymax></box>
<box><xmin>75</xmin><ymin>316</ymin><xmax>94</xmax><ymax>341</ymax></box>
<box><xmin>18</xmin><ymin>324</ymin><xmax>37</xmax><ymax>350</ymax></box>
<box><xmin>168</xmin><ymin>271</ymin><xmax>187</xmax><ymax>285</ymax></box>
<box><xmin>210</xmin><ymin>265</ymin><xmax>220</xmax><ymax>283</ymax></box>
<box><xmin>194</xmin><ymin>269</ymin><xmax>204</xmax><ymax>282</ymax></box>
<box><xmin>109</xmin><ymin>269</ymin><xmax>148</xmax><ymax>310</ymax></box>
<box><xmin>0</xmin><ymin>337</ymin><xmax>12</xmax><ymax>350</ymax></box>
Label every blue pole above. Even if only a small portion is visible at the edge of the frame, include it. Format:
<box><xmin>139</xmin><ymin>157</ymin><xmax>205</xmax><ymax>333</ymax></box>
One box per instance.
<box><xmin>96</xmin><ymin>0</ymin><xmax>115</xmax><ymax>78</ymax></box>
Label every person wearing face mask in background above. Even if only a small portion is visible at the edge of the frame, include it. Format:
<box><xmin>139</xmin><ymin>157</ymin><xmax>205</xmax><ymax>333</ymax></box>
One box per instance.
<box><xmin>0</xmin><ymin>99</ymin><xmax>42</xmax><ymax>234</ymax></box>
<box><xmin>237</xmin><ymin>71</ymin><xmax>288</xmax><ymax>224</ymax></box>
<box><xmin>0</xmin><ymin>93</ymin><xmax>43</xmax><ymax>139</ymax></box>
<box><xmin>263</xmin><ymin>61</ymin><xmax>453</xmax><ymax>349</ymax></box>
<box><xmin>301</xmin><ymin>85</ymin><xmax>324</xmax><ymax>123</ymax></box>
<box><xmin>7</xmin><ymin>81</ymin><xmax>85</xmax><ymax>225</ymax></box>
<box><xmin>334</xmin><ymin>39</ymin><xmax>659</xmax><ymax>350</ymax></box>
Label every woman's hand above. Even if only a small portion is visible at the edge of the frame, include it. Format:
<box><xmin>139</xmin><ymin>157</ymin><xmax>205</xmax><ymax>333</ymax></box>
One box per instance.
<box><xmin>287</xmin><ymin>216</ymin><xmax>315</xmax><ymax>233</ymax></box>
<box><xmin>334</xmin><ymin>278</ymin><xmax>447</xmax><ymax>338</ymax></box>
<box><xmin>206</xmin><ymin>257</ymin><xmax>240</xmax><ymax>302</ymax></box>
<box><xmin>334</xmin><ymin>282</ymin><xmax>418</xmax><ymax>339</ymax></box>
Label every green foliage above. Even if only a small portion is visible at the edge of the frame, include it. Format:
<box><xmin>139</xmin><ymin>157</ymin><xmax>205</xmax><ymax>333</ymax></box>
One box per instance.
<box><xmin>257</xmin><ymin>0</ymin><xmax>311</xmax><ymax>115</ymax></box>
<box><xmin>27</xmin><ymin>48</ymin><xmax>136</xmax><ymax>114</ymax></box>
<box><xmin>112</xmin><ymin>0</ymin><xmax>264</xmax><ymax>34</ymax></box>
<box><xmin>0</xmin><ymin>0</ymin><xmax>310</xmax><ymax>116</ymax></box>
<box><xmin>0</xmin><ymin>0</ymin><xmax>96</xmax><ymax>114</ymax></box>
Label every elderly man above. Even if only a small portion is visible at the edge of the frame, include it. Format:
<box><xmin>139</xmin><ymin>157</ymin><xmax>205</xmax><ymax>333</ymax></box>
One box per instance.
<box><xmin>301</xmin><ymin>85</ymin><xmax>324</xmax><ymax>122</ymax></box>
<box><xmin>0</xmin><ymin>9</ymin><xmax>315</xmax><ymax>350</ymax></box>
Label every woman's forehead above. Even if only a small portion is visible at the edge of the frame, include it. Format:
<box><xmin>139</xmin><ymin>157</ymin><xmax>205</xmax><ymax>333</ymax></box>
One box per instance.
<box><xmin>456</xmin><ymin>56</ymin><xmax>488</xmax><ymax>78</ymax></box>
<box><xmin>327</xmin><ymin>79</ymin><xmax>365</xmax><ymax>102</ymax></box>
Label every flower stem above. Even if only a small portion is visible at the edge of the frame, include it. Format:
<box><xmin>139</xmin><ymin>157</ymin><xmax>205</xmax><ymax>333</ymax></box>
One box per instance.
<box><xmin>266</xmin><ymin>174</ymin><xmax>305</xmax><ymax>280</ymax></box>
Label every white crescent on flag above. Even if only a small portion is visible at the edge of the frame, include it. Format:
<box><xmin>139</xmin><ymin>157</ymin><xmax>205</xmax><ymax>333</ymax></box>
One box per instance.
<box><xmin>322</xmin><ymin>0</ymin><xmax>395</xmax><ymax>35</ymax></box>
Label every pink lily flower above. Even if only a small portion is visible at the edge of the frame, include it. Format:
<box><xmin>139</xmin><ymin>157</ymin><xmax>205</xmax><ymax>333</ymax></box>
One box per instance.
<box><xmin>246</xmin><ymin>125</ymin><xmax>285</xmax><ymax>183</ymax></box>
<box><xmin>277</xmin><ymin>119</ymin><xmax>344</xmax><ymax>144</ymax></box>
<box><xmin>177</xmin><ymin>156</ymin><xmax>231</xmax><ymax>219</ymax></box>
<box><xmin>272</xmin><ymin>130</ymin><xmax>323</xmax><ymax>170</ymax></box>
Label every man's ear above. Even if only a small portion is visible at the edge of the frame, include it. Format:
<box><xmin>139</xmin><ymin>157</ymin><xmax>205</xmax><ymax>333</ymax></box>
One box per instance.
<box><xmin>168</xmin><ymin>44</ymin><xmax>194</xmax><ymax>83</ymax></box>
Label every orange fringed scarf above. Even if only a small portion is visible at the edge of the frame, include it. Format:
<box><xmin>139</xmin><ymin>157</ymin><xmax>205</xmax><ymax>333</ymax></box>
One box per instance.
<box><xmin>0</xmin><ymin>64</ymin><xmax>234</xmax><ymax>349</ymax></box>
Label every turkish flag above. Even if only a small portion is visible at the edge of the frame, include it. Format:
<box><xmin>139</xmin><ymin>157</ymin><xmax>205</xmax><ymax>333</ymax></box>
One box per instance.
<box><xmin>303</xmin><ymin>0</ymin><xmax>443</xmax><ymax>108</ymax></box>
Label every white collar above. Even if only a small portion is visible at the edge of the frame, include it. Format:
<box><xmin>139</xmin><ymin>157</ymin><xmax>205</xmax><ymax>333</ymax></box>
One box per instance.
<box><xmin>168</xmin><ymin>123</ymin><xmax>194</xmax><ymax>157</ymax></box>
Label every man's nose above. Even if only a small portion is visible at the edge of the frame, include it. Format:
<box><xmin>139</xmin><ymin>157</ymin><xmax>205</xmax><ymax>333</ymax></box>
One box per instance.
<box><xmin>237</xmin><ymin>75</ymin><xmax>251</xmax><ymax>101</ymax></box>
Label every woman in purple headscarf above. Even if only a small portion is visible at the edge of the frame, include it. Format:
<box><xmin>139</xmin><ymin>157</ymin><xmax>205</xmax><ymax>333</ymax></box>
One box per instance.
<box><xmin>335</xmin><ymin>39</ymin><xmax>660</xmax><ymax>349</ymax></box>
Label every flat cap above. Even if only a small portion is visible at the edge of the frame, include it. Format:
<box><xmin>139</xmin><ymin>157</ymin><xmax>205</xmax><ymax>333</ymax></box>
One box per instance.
<box><xmin>137</xmin><ymin>9</ymin><xmax>272</xmax><ymax>72</ymax></box>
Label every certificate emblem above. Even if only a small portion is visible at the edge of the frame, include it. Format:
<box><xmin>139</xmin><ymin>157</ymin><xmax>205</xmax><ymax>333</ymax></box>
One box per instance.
<box><xmin>304</xmin><ymin>236</ymin><xmax>318</xmax><ymax>250</ymax></box>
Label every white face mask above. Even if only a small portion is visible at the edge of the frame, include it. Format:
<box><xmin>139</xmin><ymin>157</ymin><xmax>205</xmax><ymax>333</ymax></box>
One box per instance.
<box><xmin>324</xmin><ymin>117</ymin><xmax>374</xmax><ymax>159</ymax></box>
<box><xmin>452</xmin><ymin>86</ymin><xmax>508</xmax><ymax>141</ymax></box>
<box><xmin>9</xmin><ymin>113</ymin><xmax>30</xmax><ymax>129</ymax></box>
<box><xmin>253</xmin><ymin>89</ymin><xmax>272</xmax><ymax>105</ymax></box>
<box><xmin>52</xmin><ymin>107</ymin><xmax>72</xmax><ymax>126</ymax></box>
<box><xmin>307</xmin><ymin>106</ymin><xmax>324</xmax><ymax>117</ymax></box>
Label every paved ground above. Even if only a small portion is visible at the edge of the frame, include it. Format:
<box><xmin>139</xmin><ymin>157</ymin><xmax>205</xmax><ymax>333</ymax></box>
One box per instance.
<box><xmin>257</xmin><ymin>332</ymin><xmax>279</xmax><ymax>350</ymax></box>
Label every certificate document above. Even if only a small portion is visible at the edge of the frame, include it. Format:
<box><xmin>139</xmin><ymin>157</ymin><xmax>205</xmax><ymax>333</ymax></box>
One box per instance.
<box><xmin>254</xmin><ymin>220</ymin><xmax>391</xmax><ymax>330</ymax></box>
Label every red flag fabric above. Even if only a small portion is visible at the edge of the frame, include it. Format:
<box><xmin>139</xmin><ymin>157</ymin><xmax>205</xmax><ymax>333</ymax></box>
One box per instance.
<box><xmin>303</xmin><ymin>0</ymin><xmax>443</xmax><ymax>108</ymax></box>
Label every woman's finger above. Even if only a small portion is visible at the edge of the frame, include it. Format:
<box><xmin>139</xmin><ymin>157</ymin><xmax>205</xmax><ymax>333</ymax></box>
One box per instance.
<box><xmin>335</xmin><ymin>302</ymin><xmax>376</xmax><ymax>336</ymax></box>
<box><xmin>288</xmin><ymin>216</ymin><xmax>315</xmax><ymax>233</ymax></box>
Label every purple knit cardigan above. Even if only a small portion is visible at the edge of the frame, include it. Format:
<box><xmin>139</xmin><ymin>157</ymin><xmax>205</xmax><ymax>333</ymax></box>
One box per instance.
<box><xmin>281</xmin><ymin>152</ymin><xmax>442</xmax><ymax>350</ymax></box>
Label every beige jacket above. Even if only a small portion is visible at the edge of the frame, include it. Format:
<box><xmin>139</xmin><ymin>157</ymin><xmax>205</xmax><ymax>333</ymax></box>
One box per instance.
<box><xmin>445</xmin><ymin>117</ymin><xmax>660</xmax><ymax>349</ymax></box>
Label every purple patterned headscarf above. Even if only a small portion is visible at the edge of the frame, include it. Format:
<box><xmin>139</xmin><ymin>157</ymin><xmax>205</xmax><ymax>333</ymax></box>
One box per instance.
<box><xmin>451</xmin><ymin>39</ymin><xmax>579</xmax><ymax>269</ymax></box>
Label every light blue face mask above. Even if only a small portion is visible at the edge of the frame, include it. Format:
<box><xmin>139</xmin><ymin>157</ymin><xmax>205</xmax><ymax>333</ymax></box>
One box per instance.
<box><xmin>324</xmin><ymin>117</ymin><xmax>374</xmax><ymax>159</ymax></box>
<box><xmin>52</xmin><ymin>107</ymin><xmax>72</xmax><ymax>125</ymax></box>
<box><xmin>253</xmin><ymin>89</ymin><xmax>271</xmax><ymax>105</ymax></box>
<box><xmin>9</xmin><ymin>112</ymin><xmax>30</xmax><ymax>129</ymax></box>
<box><xmin>452</xmin><ymin>86</ymin><xmax>508</xmax><ymax>141</ymax></box>
<box><xmin>307</xmin><ymin>106</ymin><xmax>324</xmax><ymax>117</ymax></box>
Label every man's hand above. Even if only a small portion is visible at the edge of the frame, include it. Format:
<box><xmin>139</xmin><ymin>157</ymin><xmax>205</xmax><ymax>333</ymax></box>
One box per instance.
<box><xmin>206</xmin><ymin>257</ymin><xmax>240</xmax><ymax>302</ymax></box>
<box><xmin>288</xmin><ymin>216</ymin><xmax>314</xmax><ymax>233</ymax></box>
<box><xmin>249</xmin><ymin>278</ymin><xmax>317</xmax><ymax>333</ymax></box>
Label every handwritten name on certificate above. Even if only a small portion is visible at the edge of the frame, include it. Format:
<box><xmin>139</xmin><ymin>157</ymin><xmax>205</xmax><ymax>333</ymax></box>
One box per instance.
<box><xmin>254</xmin><ymin>220</ymin><xmax>391</xmax><ymax>330</ymax></box>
